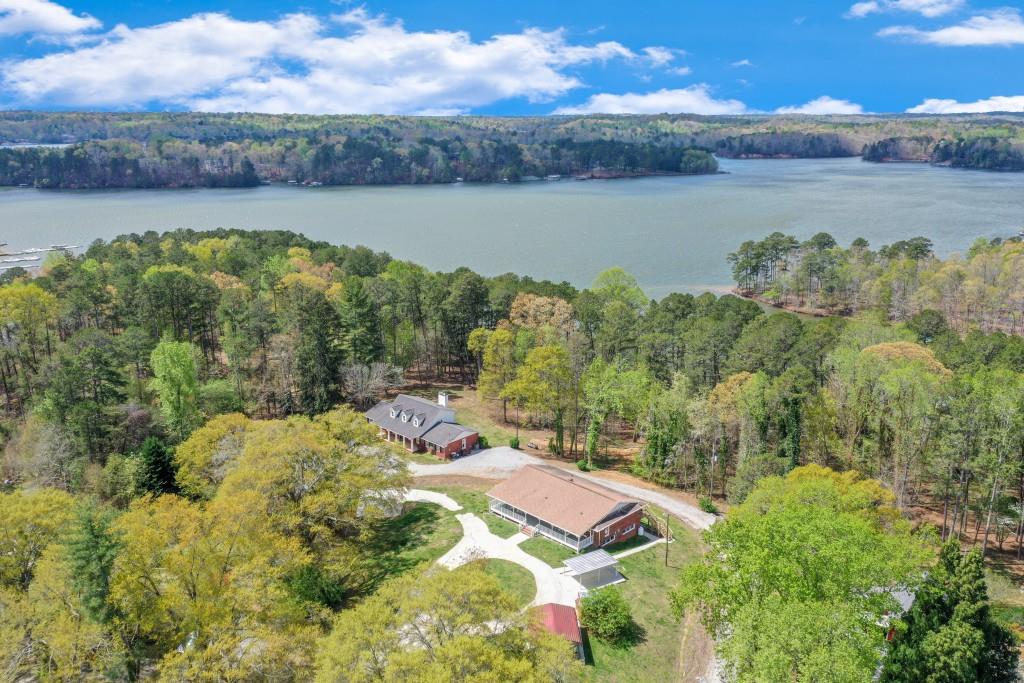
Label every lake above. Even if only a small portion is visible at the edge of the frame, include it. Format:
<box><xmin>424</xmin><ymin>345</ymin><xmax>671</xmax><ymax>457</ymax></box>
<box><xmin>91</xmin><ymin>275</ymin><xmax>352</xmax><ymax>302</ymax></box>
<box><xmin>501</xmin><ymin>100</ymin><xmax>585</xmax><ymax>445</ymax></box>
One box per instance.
<box><xmin>2</xmin><ymin>157</ymin><xmax>1023</xmax><ymax>299</ymax></box>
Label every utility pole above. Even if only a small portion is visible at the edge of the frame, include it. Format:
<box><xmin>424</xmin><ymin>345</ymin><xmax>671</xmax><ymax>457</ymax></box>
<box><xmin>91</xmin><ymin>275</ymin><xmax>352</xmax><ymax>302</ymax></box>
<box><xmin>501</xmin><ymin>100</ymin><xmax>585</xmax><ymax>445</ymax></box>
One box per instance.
<box><xmin>664</xmin><ymin>511</ymin><xmax>670</xmax><ymax>567</ymax></box>
<box><xmin>515</xmin><ymin>402</ymin><xmax>520</xmax><ymax>441</ymax></box>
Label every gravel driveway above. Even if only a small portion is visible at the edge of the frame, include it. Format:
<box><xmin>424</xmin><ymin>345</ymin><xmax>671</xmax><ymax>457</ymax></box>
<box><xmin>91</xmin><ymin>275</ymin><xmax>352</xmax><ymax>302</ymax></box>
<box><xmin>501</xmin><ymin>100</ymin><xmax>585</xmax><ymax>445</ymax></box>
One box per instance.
<box><xmin>410</xmin><ymin>447</ymin><xmax>716</xmax><ymax>530</ymax></box>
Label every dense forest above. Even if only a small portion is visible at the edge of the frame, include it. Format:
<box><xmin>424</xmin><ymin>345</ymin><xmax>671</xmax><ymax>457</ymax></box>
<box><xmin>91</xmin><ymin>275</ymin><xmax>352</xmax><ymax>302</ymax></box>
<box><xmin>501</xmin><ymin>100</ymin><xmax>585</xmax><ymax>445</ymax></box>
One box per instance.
<box><xmin>2</xmin><ymin>111</ymin><xmax>1024</xmax><ymax>187</ymax></box>
<box><xmin>1</xmin><ymin>227</ymin><xmax>1023</xmax><ymax>680</ymax></box>
<box><xmin>864</xmin><ymin>135</ymin><xmax>1024</xmax><ymax>171</ymax></box>
<box><xmin>729</xmin><ymin>232</ymin><xmax>1024</xmax><ymax>333</ymax></box>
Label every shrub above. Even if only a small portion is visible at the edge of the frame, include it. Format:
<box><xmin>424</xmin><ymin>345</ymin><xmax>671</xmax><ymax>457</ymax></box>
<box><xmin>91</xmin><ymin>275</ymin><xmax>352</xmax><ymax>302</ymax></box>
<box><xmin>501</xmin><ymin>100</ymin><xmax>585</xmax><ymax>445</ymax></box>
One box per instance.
<box><xmin>509</xmin><ymin>437</ymin><xmax>520</xmax><ymax>449</ymax></box>
<box><xmin>477</xmin><ymin>435</ymin><xmax>489</xmax><ymax>449</ymax></box>
<box><xmin>580</xmin><ymin>587</ymin><xmax>636</xmax><ymax>646</ymax></box>
<box><xmin>698</xmin><ymin>496</ymin><xmax>719</xmax><ymax>514</ymax></box>
<box><xmin>576</xmin><ymin>460</ymin><xmax>590</xmax><ymax>472</ymax></box>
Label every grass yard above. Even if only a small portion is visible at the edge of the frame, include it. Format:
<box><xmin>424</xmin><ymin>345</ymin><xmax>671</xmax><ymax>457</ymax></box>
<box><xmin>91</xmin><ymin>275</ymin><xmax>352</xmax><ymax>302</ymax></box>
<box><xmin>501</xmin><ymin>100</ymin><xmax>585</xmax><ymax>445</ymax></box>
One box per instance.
<box><xmin>986</xmin><ymin>567</ymin><xmax>1024</xmax><ymax>641</ymax></box>
<box><xmin>582</xmin><ymin>508</ymin><xmax>704</xmax><ymax>683</ymax></box>
<box><xmin>421</xmin><ymin>484</ymin><xmax>521</xmax><ymax>539</ymax></box>
<box><xmin>357</xmin><ymin>501</ymin><xmax>464</xmax><ymax>594</ymax></box>
<box><xmin>520</xmin><ymin>535</ymin><xmax>579</xmax><ymax>568</ymax></box>
<box><xmin>402</xmin><ymin>385</ymin><xmax>552</xmax><ymax>450</ymax></box>
<box><xmin>601</xmin><ymin>534</ymin><xmax>655</xmax><ymax>555</ymax></box>
<box><xmin>475</xmin><ymin>558</ymin><xmax>537</xmax><ymax>607</ymax></box>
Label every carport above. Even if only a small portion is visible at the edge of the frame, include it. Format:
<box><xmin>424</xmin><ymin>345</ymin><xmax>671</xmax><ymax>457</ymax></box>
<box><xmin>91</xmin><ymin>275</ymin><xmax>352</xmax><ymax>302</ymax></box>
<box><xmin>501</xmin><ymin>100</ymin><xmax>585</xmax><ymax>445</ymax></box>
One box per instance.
<box><xmin>563</xmin><ymin>549</ymin><xmax>622</xmax><ymax>590</ymax></box>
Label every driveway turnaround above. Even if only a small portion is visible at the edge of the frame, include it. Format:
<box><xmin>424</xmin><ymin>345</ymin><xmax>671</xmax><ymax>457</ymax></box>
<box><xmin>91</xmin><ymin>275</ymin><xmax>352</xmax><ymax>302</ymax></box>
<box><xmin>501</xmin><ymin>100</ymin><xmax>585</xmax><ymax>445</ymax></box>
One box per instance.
<box><xmin>410</xmin><ymin>447</ymin><xmax>716</xmax><ymax>530</ymax></box>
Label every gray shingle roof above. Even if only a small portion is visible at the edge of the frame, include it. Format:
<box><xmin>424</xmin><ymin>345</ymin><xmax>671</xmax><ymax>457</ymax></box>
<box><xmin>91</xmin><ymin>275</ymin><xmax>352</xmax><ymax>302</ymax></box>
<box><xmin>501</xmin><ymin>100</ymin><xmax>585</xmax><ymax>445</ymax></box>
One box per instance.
<box><xmin>365</xmin><ymin>394</ymin><xmax>476</xmax><ymax>444</ymax></box>
<box><xmin>422</xmin><ymin>422</ymin><xmax>476</xmax><ymax>447</ymax></box>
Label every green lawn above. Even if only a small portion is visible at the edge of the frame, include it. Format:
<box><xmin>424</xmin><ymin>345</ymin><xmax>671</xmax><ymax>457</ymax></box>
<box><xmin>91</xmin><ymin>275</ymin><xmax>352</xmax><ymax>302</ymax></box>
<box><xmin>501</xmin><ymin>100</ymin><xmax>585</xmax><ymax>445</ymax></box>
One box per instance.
<box><xmin>476</xmin><ymin>558</ymin><xmax>537</xmax><ymax>608</ymax></box>
<box><xmin>404</xmin><ymin>450</ymin><xmax>445</xmax><ymax>466</ymax></box>
<box><xmin>582</xmin><ymin>508</ymin><xmax>703</xmax><ymax>683</ymax></box>
<box><xmin>986</xmin><ymin>568</ymin><xmax>1024</xmax><ymax>641</ymax></box>
<box><xmin>422</xmin><ymin>485</ymin><xmax>520</xmax><ymax>538</ymax></box>
<box><xmin>401</xmin><ymin>386</ymin><xmax>519</xmax><ymax>447</ymax></box>
<box><xmin>356</xmin><ymin>501</ymin><xmax>464</xmax><ymax>595</ymax></box>
<box><xmin>601</xmin><ymin>534</ymin><xmax>655</xmax><ymax>555</ymax></box>
<box><xmin>520</xmin><ymin>535</ymin><xmax>579</xmax><ymax>568</ymax></box>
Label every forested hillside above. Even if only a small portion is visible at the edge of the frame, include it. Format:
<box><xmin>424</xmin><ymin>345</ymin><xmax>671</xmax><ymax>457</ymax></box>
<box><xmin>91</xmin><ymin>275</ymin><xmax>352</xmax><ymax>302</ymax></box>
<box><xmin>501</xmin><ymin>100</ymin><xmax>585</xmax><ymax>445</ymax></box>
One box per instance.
<box><xmin>730</xmin><ymin>232</ymin><xmax>1024</xmax><ymax>333</ymax></box>
<box><xmin>2</xmin><ymin>111</ymin><xmax>1024</xmax><ymax>188</ymax></box>
<box><xmin>2</xmin><ymin>228</ymin><xmax>1023</xmax><ymax>679</ymax></box>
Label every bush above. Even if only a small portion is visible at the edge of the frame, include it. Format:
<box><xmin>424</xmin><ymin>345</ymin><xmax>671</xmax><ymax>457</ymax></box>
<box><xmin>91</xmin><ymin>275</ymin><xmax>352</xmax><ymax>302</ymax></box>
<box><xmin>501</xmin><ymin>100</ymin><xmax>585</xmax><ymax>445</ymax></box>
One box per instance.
<box><xmin>509</xmin><ymin>437</ymin><xmax>520</xmax><ymax>449</ymax></box>
<box><xmin>199</xmin><ymin>379</ymin><xmax>244</xmax><ymax>417</ymax></box>
<box><xmin>477</xmin><ymin>435</ymin><xmax>489</xmax><ymax>450</ymax></box>
<box><xmin>576</xmin><ymin>459</ymin><xmax>590</xmax><ymax>472</ymax></box>
<box><xmin>579</xmin><ymin>587</ymin><xmax>637</xmax><ymax>646</ymax></box>
<box><xmin>698</xmin><ymin>496</ymin><xmax>719</xmax><ymax>514</ymax></box>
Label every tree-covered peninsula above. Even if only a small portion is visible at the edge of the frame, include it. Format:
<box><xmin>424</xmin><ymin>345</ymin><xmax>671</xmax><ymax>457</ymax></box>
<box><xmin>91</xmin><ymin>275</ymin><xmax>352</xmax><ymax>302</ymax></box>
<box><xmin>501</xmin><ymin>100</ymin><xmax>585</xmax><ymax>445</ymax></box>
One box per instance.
<box><xmin>2</xmin><ymin>111</ymin><xmax>1024</xmax><ymax>188</ymax></box>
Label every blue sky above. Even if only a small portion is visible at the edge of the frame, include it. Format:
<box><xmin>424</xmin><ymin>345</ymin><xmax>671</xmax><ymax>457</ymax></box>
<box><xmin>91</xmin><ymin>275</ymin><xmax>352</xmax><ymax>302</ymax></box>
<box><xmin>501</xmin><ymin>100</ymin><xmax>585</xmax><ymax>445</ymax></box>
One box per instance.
<box><xmin>0</xmin><ymin>0</ymin><xmax>1022</xmax><ymax>114</ymax></box>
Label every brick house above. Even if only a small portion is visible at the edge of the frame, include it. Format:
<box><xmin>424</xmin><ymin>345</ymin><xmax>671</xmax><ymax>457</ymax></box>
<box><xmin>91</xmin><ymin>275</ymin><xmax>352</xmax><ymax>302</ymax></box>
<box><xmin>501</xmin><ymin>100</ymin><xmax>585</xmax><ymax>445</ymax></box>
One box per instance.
<box><xmin>365</xmin><ymin>392</ymin><xmax>479</xmax><ymax>460</ymax></box>
<box><xmin>487</xmin><ymin>466</ymin><xmax>644</xmax><ymax>551</ymax></box>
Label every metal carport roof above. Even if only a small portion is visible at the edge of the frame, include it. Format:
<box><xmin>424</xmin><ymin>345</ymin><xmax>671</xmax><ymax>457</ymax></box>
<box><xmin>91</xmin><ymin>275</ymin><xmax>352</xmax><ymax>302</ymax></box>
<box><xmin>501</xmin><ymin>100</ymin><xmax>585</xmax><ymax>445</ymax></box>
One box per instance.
<box><xmin>563</xmin><ymin>549</ymin><xmax>618</xmax><ymax>576</ymax></box>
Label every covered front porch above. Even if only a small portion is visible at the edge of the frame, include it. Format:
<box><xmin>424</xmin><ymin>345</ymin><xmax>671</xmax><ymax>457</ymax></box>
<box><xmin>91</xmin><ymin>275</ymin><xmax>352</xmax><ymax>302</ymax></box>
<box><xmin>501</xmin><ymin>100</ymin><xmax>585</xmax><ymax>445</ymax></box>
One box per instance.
<box><xmin>379</xmin><ymin>428</ymin><xmax>420</xmax><ymax>452</ymax></box>
<box><xmin>488</xmin><ymin>496</ymin><xmax>594</xmax><ymax>551</ymax></box>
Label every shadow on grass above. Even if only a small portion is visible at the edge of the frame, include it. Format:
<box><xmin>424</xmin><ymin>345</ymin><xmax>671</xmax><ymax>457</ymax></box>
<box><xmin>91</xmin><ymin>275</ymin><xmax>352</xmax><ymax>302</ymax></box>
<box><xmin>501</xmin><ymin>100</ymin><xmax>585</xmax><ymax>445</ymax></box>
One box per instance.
<box><xmin>580</xmin><ymin>619</ymin><xmax>648</xmax><ymax>666</ymax></box>
<box><xmin>347</xmin><ymin>503</ymin><xmax>446</xmax><ymax>599</ymax></box>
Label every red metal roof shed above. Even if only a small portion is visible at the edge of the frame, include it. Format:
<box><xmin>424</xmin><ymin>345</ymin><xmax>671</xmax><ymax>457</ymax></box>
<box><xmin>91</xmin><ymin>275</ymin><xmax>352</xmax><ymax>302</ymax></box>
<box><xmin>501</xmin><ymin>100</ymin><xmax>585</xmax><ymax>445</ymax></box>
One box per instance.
<box><xmin>536</xmin><ymin>603</ymin><xmax>582</xmax><ymax>645</ymax></box>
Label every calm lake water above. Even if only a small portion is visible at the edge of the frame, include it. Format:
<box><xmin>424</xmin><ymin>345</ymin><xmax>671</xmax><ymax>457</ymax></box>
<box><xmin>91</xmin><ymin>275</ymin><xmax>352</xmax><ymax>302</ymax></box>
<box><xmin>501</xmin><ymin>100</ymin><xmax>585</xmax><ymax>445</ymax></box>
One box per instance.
<box><xmin>2</xmin><ymin>157</ymin><xmax>1023</xmax><ymax>298</ymax></box>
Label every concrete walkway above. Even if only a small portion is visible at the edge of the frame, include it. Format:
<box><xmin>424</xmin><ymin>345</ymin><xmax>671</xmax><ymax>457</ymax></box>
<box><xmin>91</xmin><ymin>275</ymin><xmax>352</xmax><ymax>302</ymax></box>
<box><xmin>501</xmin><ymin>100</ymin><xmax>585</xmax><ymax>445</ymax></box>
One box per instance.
<box><xmin>611</xmin><ymin>536</ymin><xmax>666</xmax><ymax>559</ymax></box>
<box><xmin>402</xmin><ymin>486</ymin><xmax>580</xmax><ymax>606</ymax></box>
<box><xmin>410</xmin><ymin>447</ymin><xmax>717</xmax><ymax>530</ymax></box>
<box><xmin>438</xmin><ymin>512</ymin><xmax>582</xmax><ymax>606</ymax></box>
<box><xmin>403</xmin><ymin>488</ymin><xmax>462</xmax><ymax>511</ymax></box>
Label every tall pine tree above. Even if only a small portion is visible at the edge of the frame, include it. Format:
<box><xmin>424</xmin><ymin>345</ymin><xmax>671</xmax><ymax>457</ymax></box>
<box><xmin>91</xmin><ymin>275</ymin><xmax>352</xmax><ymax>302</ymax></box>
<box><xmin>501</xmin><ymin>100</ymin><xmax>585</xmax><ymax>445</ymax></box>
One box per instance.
<box><xmin>138</xmin><ymin>436</ymin><xmax>178</xmax><ymax>495</ymax></box>
<box><xmin>339</xmin><ymin>276</ymin><xmax>384</xmax><ymax>366</ymax></box>
<box><xmin>65</xmin><ymin>503</ymin><xmax>121</xmax><ymax>624</ymax></box>
<box><xmin>882</xmin><ymin>541</ymin><xmax>1018</xmax><ymax>683</ymax></box>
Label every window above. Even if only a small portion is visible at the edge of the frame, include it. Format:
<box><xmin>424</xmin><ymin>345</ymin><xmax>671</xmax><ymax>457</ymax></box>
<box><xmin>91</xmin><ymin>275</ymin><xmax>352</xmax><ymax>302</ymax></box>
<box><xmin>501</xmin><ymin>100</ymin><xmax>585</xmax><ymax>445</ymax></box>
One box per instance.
<box><xmin>621</xmin><ymin>524</ymin><xmax>635</xmax><ymax>534</ymax></box>
<box><xmin>412</xmin><ymin>417</ymin><xmax>420</xmax><ymax>427</ymax></box>
<box><xmin>401</xmin><ymin>413</ymin><xmax>408</xmax><ymax>423</ymax></box>
<box><xmin>389</xmin><ymin>408</ymin><xmax>397</xmax><ymax>418</ymax></box>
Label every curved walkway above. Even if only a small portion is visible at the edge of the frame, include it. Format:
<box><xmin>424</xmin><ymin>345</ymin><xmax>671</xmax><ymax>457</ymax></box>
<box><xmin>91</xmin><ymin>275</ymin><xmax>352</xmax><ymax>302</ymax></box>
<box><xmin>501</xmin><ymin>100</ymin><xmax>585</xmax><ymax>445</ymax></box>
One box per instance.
<box><xmin>403</xmin><ymin>487</ymin><xmax>580</xmax><ymax>606</ymax></box>
<box><xmin>403</xmin><ymin>488</ymin><xmax>463</xmax><ymax>511</ymax></box>
<box><xmin>439</xmin><ymin>512</ymin><xmax>581</xmax><ymax>606</ymax></box>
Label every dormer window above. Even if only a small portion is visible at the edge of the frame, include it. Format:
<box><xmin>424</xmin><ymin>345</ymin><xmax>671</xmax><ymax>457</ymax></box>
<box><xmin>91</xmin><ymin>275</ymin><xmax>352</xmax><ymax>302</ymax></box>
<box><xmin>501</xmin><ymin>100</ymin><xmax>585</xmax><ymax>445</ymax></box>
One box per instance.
<box><xmin>390</xmin><ymin>408</ymin><xmax>398</xmax><ymax>419</ymax></box>
<box><xmin>401</xmin><ymin>412</ymin><xmax>409</xmax><ymax>423</ymax></box>
<box><xmin>412</xmin><ymin>416</ymin><xmax>421</xmax><ymax>427</ymax></box>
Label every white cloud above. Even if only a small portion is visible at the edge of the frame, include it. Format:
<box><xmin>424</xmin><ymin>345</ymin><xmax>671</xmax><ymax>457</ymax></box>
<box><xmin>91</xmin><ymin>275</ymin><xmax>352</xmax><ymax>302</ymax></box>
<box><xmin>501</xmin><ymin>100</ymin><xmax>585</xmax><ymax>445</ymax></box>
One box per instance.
<box><xmin>775</xmin><ymin>96</ymin><xmax>865</xmax><ymax>114</ymax></box>
<box><xmin>0</xmin><ymin>0</ymin><xmax>99</xmax><ymax>36</ymax></box>
<box><xmin>907</xmin><ymin>95</ymin><xmax>1024</xmax><ymax>113</ymax></box>
<box><xmin>668</xmin><ymin>66</ymin><xmax>693</xmax><ymax>76</ymax></box>
<box><xmin>642</xmin><ymin>46</ymin><xmax>676</xmax><ymax>67</ymax></box>
<box><xmin>2</xmin><ymin>8</ymin><xmax>643</xmax><ymax>113</ymax></box>
<box><xmin>553</xmin><ymin>85</ymin><xmax>748</xmax><ymax>115</ymax></box>
<box><xmin>731</xmin><ymin>58</ymin><xmax>754</xmax><ymax>67</ymax></box>
<box><xmin>879</xmin><ymin>9</ymin><xmax>1024</xmax><ymax>45</ymax></box>
<box><xmin>774</xmin><ymin>95</ymin><xmax>864</xmax><ymax>114</ymax></box>
<box><xmin>847</xmin><ymin>0</ymin><xmax>963</xmax><ymax>19</ymax></box>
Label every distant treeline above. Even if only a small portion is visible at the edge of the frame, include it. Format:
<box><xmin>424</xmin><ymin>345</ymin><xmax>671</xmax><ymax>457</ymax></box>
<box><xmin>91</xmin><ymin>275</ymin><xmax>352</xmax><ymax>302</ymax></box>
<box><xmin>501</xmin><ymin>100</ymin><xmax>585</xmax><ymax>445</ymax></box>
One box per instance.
<box><xmin>863</xmin><ymin>135</ymin><xmax>1024</xmax><ymax>171</ymax></box>
<box><xmin>0</xmin><ymin>135</ymin><xmax>718</xmax><ymax>189</ymax></box>
<box><xmin>2</xmin><ymin>111</ymin><xmax>1024</xmax><ymax>187</ymax></box>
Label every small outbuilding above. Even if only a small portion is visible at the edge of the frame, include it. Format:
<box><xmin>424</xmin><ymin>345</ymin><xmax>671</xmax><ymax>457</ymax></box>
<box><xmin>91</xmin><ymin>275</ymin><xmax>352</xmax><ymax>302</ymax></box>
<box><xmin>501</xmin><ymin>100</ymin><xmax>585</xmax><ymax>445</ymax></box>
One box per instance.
<box><xmin>534</xmin><ymin>603</ymin><xmax>584</xmax><ymax>660</ymax></box>
<box><xmin>563</xmin><ymin>549</ymin><xmax>623</xmax><ymax>590</ymax></box>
